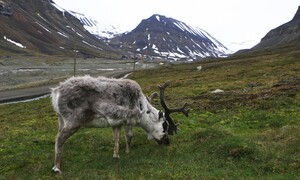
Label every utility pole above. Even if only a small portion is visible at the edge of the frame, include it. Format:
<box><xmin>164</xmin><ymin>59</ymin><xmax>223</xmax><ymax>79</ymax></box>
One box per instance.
<box><xmin>73</xmin><ymin>31</ymin><xmax>77</xmax><ymax>76</ymax></box>
<box><xmin>133</xmin><ymin>56</ymin><xmax>136</xmax><ymax>72</ymax></box>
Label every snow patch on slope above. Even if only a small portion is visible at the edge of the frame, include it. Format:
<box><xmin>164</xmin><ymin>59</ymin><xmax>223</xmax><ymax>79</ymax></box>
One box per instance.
<box><xmin>51</xmin><ymin>1</ymin><xmax>123</xmax><ymax>39</ymax></box>
<box><xmin>69</xmin><ymin>11</ymin><xmax>122</xmax><ymax>39</ymax></box>
<box><xmin>4</xmin><ymin>36</ymin><xmax>26</xmax><ymax>48</ymax></box>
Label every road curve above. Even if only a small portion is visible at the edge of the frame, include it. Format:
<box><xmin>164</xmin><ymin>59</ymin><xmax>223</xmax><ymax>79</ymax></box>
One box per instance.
<box><xmin>0</xmin><ymin>70</ymin><xmax>132</xmax><ymax>104</ymax></box>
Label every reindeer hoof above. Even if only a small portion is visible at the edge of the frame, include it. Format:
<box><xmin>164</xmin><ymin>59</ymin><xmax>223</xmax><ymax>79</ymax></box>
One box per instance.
<box><xmin>113</xmin><ymin>154</ymin><xmax>120</xmax><ymax>159</ymax></box>
<box><xmin>52</xmin><ymin>166</ymin><xmax>62</xmax><ymax>174</ymax></box>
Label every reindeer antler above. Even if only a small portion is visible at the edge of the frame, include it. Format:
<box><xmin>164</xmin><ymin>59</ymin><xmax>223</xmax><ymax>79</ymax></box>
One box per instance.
<box><xmin>158</xmin><ymin>81</ymin><xmax>190</xmax><ymax>135</ymax></box>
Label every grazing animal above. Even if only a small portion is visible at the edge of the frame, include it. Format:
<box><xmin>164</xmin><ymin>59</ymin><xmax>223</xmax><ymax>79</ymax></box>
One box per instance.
<box><xmin>51</xmin><ymin>75</ymin><xmax>189</xmax><ymax>173</ymax></box>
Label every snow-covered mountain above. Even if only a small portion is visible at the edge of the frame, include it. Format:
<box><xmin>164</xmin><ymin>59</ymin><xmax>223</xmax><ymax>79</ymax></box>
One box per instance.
<box><xmin>0</xmin><ymin>0</ymin><xmax>231</xmax><ymax>60</ymax></box>
<box><xmin>51</xmin><ymin>2</ymin><xmax>123</xmax><ymax>40</ymax></box>
<box><xmin>35</xmin><ymin>2</ymin><xmax>232</xmax><ymax>60</ymax></box>
<box><xmin>68</xmin><ymin>11</ymin><xmax>123</xmax><ymax>39</ymax></box>
<box><xmin>226</xmin><ymin>40</ymin><xmax>258</xmax><ymax>53</ymax></box>
<box><xmin>109</xmin><ymin>14</ymin><xmax>231</xmax><ymax>60</ymax></box>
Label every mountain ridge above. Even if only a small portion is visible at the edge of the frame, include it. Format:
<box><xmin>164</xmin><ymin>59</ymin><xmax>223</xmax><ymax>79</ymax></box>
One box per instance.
<box><xmin>52</xmin><ymin>3</ymin><xmax>123</xmax><ymax>40</ymax></box>
<box><xmin>252</xmin><ymin>6</ymin><xmax>300</xmax><ymax>51</ymax></box>
<box><xmin>108</xmin><ymin>14</ymin><xmax>231</xmax><ymax>60</ymax></box>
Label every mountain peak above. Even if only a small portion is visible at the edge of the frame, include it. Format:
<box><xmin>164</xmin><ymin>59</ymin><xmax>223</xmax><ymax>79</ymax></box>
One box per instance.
<box><xmin>292</xmin><ymin>6</ymin><xmax>300</xmax><ymax>22</ymax></box>
<box><xmin>150</xmin><ymin>14</ymin><xmax>165</xmax><ymax>19</ymax></box>
<box><xmin>144</xmin><ymin>14</ymin><xmax>171</xmax><ymax>24</ymax></box>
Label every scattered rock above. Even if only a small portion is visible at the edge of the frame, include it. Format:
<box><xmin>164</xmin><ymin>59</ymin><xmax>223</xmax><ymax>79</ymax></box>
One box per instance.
<box><xmin>211</xmin><ymin>89</ymin><xmax>224</xmax><ymax>93</ymax></box>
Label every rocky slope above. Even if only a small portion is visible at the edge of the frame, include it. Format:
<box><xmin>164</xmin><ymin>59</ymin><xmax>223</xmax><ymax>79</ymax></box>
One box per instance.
<box><xmin>0</xmin><ymin>0</ymin><xmax>117</xmax><ymax>58</ymax></box>
<box><xmin>252</xmin><ymin>6</ymin><xmax>300</xmax><ymax>50</ymax></box>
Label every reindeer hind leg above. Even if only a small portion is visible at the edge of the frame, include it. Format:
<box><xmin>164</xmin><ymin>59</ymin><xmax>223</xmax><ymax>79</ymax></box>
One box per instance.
<box><xmin>53</xmin><ymin>121</ymin><xmax>80</xmax><ymax>174</ymax></box>
<box><xmin>57</xmin><ymin>115</ymin><xmax>64</xmax><ymax>132</ymax></box>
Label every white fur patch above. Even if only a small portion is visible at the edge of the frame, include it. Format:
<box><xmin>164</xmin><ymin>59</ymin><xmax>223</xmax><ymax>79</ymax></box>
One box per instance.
<box><xmin>152</xmin><ymin>121</ymin><xmax>165</xmax><ymax>140</ymax></box>
<box><xmin>51</xmin><ymin>89</ymin><xmax>60</xmax><ymax>114</ymax></box>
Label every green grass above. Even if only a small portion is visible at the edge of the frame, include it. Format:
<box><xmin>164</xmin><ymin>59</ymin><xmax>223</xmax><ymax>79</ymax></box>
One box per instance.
<box><xmin>0</xmin><ymin>50</ymin><xmax>300</xmax><ymax>179</ymax></box>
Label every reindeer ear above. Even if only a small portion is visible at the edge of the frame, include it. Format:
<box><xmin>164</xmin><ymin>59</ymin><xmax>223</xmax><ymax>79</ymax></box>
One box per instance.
<box><xmin>147</xmin><ymin>92</ymin><xmax>158</xmax><ymax>102</ymax></box>
<box><xmin>158</xmin><ymin>111</ymin><xmax>164</xmax><ymax>119</ymax></box>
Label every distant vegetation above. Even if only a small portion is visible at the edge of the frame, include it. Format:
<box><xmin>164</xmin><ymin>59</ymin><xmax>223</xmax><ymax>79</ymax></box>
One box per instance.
<box><xmin>0</xmin><ymin>48</ymin><xmax>299</xmax><ymax>178</ymax></box>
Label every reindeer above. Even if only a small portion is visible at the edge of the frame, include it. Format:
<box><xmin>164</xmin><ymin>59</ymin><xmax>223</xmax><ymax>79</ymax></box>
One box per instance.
<box><xmin>51</xmin><ymin>75</ymin><xmax>189</xmax><ymax>174</ymax></box>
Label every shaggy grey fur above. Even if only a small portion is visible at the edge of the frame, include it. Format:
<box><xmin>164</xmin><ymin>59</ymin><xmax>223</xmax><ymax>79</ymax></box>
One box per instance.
<box><xmin>54</xmin><ymin>75</ymin><xmax>143</xmax><ymax>125</ymax></box>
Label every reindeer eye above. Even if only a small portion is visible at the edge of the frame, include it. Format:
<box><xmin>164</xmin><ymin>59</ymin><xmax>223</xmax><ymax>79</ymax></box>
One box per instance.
<box><xmin>139</xmin><ymin>103</ymin><xmax>143</xmax><ymax>111</ymax></box>
<box><xmin>158</xmin><ymin>111</ymin><xmax>164</xmax><ymax>119</ymax></box>
<box><xmin>146</xmin><ymin>110</ymin><xmax>151</xmax><ymax>114</ymax></box>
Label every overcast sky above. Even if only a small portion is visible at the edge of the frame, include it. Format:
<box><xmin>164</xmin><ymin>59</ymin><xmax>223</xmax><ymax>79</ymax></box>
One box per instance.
<box><xmin>52</xmin><ymin>0</ymin><xmax>299</xmax><ymax>52</ymax></box>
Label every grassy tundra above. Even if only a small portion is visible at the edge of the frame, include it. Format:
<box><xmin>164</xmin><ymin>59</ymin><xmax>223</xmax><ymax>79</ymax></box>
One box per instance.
<box><xmin>0</xmin><ymin>50</ymin><xmax>299</xmax><ymax>179</ymax></box>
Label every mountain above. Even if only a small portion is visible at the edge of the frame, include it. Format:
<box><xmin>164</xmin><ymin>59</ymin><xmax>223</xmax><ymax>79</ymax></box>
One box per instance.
<box><xmin>62</xmin><ymin>10</ymin><xmax>123</xmax><ymax>40</ymax></box>
<box><xmin>108</xmin><ymin>14</ymin><xmax>231</xmax><ymax>60</ymax></box>
<box><xmin>0</xmin><ymin>1</ymin><xmax>230</xmax><ymax>60</ymax></box>
<box><xmin>252</xmin><ymin>6</ymin><xmax>300</xmax><ymax>50</ymax></box>
<box><xmin>0</xmin><ymin>0</ymin><xmax>117</xmax><ymax>58</ymax></box>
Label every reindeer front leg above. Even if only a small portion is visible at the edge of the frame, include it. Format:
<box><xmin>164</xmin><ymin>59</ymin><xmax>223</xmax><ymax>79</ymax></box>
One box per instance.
<box><xmin>125</xmin><ymin>125</ymin><xmax>133</xmax><ymax>153</ymax></box>
<box><xmin>112</xmin><ymin>126</ymin><xmax>121</xmax><ymax>158</ymax></box>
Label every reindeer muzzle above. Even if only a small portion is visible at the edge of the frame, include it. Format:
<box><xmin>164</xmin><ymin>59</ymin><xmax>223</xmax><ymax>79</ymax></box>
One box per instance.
<box><xmin>156</xmin><ymin>134</ymin><xmax>170</xmax><ymax>145</ymax></box>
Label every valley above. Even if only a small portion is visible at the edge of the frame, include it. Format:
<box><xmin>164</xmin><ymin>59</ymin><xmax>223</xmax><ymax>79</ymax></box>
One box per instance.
<box><xmin>0</xmin><ymin>48</ymin><xmax>299</xmax><ymax>178</ymax></box>
<box><xmin>0</xmin><ymin>0</ymin><xmax>299</xmax><ymax>179</ymax></box>
<box><xmin>0</xmin><ymin>56</ymin><xmax>158</xmax><ymax>91</ymax></box>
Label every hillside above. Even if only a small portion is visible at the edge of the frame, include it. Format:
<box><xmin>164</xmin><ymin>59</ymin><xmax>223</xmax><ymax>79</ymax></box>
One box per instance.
<box><xmin>252</xmin><ymin>6</ymin><xmax>300</xmax><ymax>50</ymax></box>
<box><xmin>0</xmin><ymin>0</ymin><xmax>118</xmax><ymax>58</ymax></box>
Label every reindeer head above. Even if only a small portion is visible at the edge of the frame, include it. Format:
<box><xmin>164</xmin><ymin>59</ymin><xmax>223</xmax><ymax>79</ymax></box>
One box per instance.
<box><xmin>145</xmin><ymin>81</ymin><xmax>189</xmax><ymax>145</ymax></box>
